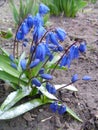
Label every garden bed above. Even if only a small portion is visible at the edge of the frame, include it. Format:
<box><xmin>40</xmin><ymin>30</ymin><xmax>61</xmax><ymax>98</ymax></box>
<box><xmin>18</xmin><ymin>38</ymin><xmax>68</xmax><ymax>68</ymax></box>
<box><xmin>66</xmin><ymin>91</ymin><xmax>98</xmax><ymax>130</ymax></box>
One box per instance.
<box><xmin>0</xmin><ymin>1</ymin><xmax>98</xmax><ymax>130</ymax></box>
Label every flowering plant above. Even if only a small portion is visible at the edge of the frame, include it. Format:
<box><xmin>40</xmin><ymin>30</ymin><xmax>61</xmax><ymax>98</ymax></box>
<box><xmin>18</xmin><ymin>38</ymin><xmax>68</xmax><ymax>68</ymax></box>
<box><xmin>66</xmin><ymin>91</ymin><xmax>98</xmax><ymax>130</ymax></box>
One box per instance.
<box><xmin>0</xmin><ymin>3</ymin><xmax>90</xmax><ymax>121</ymax></box>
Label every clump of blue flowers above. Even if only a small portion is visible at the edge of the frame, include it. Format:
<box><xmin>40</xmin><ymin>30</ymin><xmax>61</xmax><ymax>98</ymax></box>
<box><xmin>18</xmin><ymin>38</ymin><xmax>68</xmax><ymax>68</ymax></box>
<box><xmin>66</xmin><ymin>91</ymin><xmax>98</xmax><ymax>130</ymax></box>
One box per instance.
<box><xmin>0</xmin><ymin>3</ymin><xmax>91</xmax><ymax>120</ymax></box>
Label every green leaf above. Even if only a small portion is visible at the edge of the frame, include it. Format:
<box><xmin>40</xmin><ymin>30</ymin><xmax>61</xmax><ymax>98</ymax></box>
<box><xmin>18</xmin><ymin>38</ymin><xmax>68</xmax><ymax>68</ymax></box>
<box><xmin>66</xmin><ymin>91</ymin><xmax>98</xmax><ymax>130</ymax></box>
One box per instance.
<box><xmin>0</xmin><ymin>99</ymin><xmax>44</xmax><ymax>120</ymax></box>
<box><xmin>0</xmin><ymin>87</ymin><xmax>32</xmax><ymax>115</ymax></box>
<box><xmin>66</xmin><ymin>106</ymin><xmax>83</xmax><ymax>122</ymax></box>
<box><xmin>0</xmin><ymin>55</ymin><xmax>20</xmax><ymax>78</ymax></box>
<box><xmin>46</xmin><ymin>54</ymin><xmax>60</xmax><ymax>67</ymax></box>
<box><xmin>0</xmin><ymin>71</ymin><xmax>27</xmax><ymax>87</ymax></box>
<box><xmin>38</xmin><ymin>85</ymin><xmax>58</xmax><ymax>100</ymax></box>
<box><xmin>9</xmin><ymin>0</ymin><xmax>19</xmax><ymax>24</ymax></box>
<box><xmin>0</xmin><ymin>28</ymin><xmax>13</xmax><ymax>39</ymax></box>
<box><xmin>55</xmin><ymin>84</ymin><xmax>78</xmax><ymax>92</ymax></box>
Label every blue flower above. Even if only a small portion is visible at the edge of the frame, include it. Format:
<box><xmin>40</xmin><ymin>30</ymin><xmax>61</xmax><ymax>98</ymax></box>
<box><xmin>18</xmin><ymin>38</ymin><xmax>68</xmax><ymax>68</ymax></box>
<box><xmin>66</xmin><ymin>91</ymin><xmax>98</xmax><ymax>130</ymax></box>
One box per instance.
<box><xmin>79</xmin><ymin>41</ymin><xmax>86</xmax><ymax>53</ymax></box>
<box><xmin>30</xmin><ymin>59</ymin><xmax>40</xmax><ymax>69</ymax></box>
<box><xmin>33</xmin><ymin>25</ymin><xmax>46</xmax><ymax>43</ymax></box>
<box><xmin>60</xmin><ymin>55</ymin><xmax>68</xmax><ymax>67</ymax></box>
<box><xmin>33</xmin><ymin>13</ymin><xmax>43</xmax><ymax>26</ymax></box>
<box><xmin>69</xmin><ymin>45</ymin><xmax>79</xmax><ymax>60</ymax></box>
<box><xmin>20</xmin><ymin>59</ymin><xmax>27</xmax><ymax>70</ymax></box>
<box><xmin>20</xmin><ymin>22</ymin><xmax>29</xmax><ymax>35</ymax></box>
<box><xmin>48</xmin><ymin>32</ymin><xmax>59</xmax><ymax>46</ymax></box>
<box><xmin>35</xmin><ymin>43</ymin><xmax>46</xmax><ymax>61</ymax></box>
<box><xmin>11</xmin><ymin>62</ymin><xmax>17</xmax><ymax>69</ymax></box>
<box><xmin>31</xmin><ymin>78</ymin><xmax>41</xmax><ymax>87</ymax></box>
<box><xmin>71</xmin><ymin>74</ymin><xmax>78</xmax><ymax>83</ymax></box>
<box><xmin>82</xmin><ymin>76</ymin><xmax>91</xmax><ymax>81</ymax></box>
<box><xmin>16</xmin><ymin>31</ymin><xmax>24</xmax><ymax>40</ymax></box>
<box><xmin>58</xmin><ymin>105</ymin><xmax>66</xmax><ymax>115</ymax></box>
<box><xmin>40</xmin><ymin>73</ymin><xmax>53</xmax><ymax>80</ymax></box>
<box><xmin>39</xmin><ymin>68</ymin><xmax>45</xmax><ymax>74</ymax></box>
<box><xmin>50</xmin><ymin>102</ymin><xmax>58</xmax><ymax>112</ymax></box>
<box><xmin>9</xmin><ymin>54</ymin><xmax>14</xmax><ymax>62</ymax></box>
<box><xmin>46</xmin><ymin>83</ymin><xmax>56</xmax><ymax>94</ymax></box>
<box><xmin>39</xmin><ymin>3</ymin><xmax>50</xmax><ymax>16</ymax></box>
<box><xmin>56</xmin><ymin>28</ymin><xmax>67</xmax><ymax>41</ymax></box>
<box><xmin>27</xmin><ymin>15</ymin><xmax>34</xmax><ymax>28</ymax></box>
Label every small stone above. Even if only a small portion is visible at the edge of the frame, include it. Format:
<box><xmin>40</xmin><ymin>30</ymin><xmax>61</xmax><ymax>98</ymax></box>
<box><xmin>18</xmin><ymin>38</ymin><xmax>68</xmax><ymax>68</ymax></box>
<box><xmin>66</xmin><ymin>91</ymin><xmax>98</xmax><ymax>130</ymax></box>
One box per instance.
<box><xmin>39</xmin><ymin>109</ymin><xmax>44</xmax><ymax>112</ymax></box>
<box><xmin>23</xmin><ymin>112</ymin><xmax>34</xmax><ymax>121</ymax></box>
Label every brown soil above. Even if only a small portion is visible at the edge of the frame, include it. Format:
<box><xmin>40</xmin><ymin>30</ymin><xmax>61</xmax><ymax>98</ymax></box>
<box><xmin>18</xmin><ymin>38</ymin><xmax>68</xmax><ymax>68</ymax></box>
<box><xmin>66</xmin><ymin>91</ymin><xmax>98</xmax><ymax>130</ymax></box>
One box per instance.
<box><xmin>0</xmin><ymin>1</ymin><xmax>98</xmax><ymax>130</ymax></box>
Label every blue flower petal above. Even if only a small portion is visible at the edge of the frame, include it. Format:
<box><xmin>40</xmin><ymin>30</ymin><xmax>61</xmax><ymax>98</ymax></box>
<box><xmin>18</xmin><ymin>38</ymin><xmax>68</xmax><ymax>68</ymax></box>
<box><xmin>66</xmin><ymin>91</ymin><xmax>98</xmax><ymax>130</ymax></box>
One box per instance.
<box><xmin>79</xmin><ymin>41</ymin><xmax>86</xmax><ymax>53</ymax></box>
<box><xmin>30</xmin><ymin>59</ymin><xmax>40</xmax><ymax>69</ymax></box>
<box><xmin>56</xmin><ymin>28</ymin><xmax>67</xmax><ymax>41</ymax></box>
<box><xmin>20</xmin><ymin>59</ymin><xmax>27</xmax><ymax>70</ymax></box>
<box><xmin>71</xmin><ymin>74</ymin><xmax>78</xmax><ymax>83</ymax></box>
<box><xmin>40</xmin><ymin>73</ymin><xmax>53</xmax><ymax>80</ymax></box>
<box><xmin>11</xmin><ymin>62</ymin><xmax>17</xmax><ymax>69</ymax></box>
<box><xmin>39</xmin><ymin>3</ymin><xmax>50</xmax><ymax>16</ymax></box>
<box><xmin>46</xmin><ymin>83</ymin><xmax>56</xmax><ymax>94</ymax></box>
<box><xmin>31</xmin><ymin>78</ymin><xmax>41</xmax><ymax>87</ymax></box>
<box><xmin>58</xmin><ymin>105</ymin><xmax>66</xmax><ymax>115</ymax></box>
<box><xmin>82</xmin><ymin>76</ymin><xmax>91</xmax><ymax>81</ymax></box>
<box><xmin>50</xmin><ymin>102</ymin><xmax>58</xmax><ymax>112</ymax></box>
<box><xmin>9</xmin><ymin>54</ymin><xmax>14</xmax><ymax>62</ymax></box>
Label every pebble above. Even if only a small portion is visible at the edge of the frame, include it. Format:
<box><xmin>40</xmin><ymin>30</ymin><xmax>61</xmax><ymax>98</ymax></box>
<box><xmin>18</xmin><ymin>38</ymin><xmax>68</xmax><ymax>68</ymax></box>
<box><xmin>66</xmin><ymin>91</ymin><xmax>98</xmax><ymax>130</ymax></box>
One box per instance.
<box><xmin>23</xmin><ymin>112</ymin><xmax>35</xmax><ymax>121</ymax></box>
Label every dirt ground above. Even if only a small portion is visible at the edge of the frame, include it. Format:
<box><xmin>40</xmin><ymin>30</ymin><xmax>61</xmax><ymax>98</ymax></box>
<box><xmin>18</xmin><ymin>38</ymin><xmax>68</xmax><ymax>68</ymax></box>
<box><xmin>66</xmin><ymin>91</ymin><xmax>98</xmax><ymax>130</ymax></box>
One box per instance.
<box><xmin>0</xmin><ymin>1</ymin><xmax>98</xmax><ymax>130</ymax></box>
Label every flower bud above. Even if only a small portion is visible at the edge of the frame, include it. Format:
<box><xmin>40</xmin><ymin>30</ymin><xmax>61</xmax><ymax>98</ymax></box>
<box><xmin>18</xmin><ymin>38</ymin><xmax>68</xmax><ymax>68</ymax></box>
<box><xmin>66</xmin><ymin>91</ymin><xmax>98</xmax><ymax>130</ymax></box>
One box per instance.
<box><xmin>30</xmin><ymin>59</ymin><xmax>40</xmax><ymax>69</ymax></box>
<box><xmin>50</xmin><ymin>102</ymin><xmax>58</xmax><ymax>112</ymax></box>
<box><xmin>58</xmin><ymin>105</ymin><xmax>66</xmax><ymax>115</ymax></box>
<box><xmin>31</xmin><ymin>78</ymin><xmax>41</xmax><ymax>87</ymax></box>
<box><xmin>40</xmin><ymin>74</ymin><xmax>53</xmax><ymax>80</ymax></box>
<box><xmin>82</xmin><ymin>76</ymin><xmax>91</xmax><ymax>81</ymax></box>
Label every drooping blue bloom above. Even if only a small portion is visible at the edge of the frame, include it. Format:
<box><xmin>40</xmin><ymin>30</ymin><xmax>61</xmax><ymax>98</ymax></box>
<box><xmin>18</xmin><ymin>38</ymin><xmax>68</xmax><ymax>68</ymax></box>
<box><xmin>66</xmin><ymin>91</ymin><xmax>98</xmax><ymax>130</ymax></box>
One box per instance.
<box><xmin>35</xmin><ymin>43</ymin><xmax>46</xmax><ymax>61</ymax></box>
<box><xmin>71</xmin><ymin>74</ymin><xmax>78</xmax><ymax>83</ymax></box>
<box><xmin>58</xmin><ymin>105</ymin><xmax>66</xmax><ymax>115</ymax></box>
<box><xmin>20</xmin><ymin>59</ymin><xmax>27</xmax><ymax>70</ymax></box>
<box><xmin>82</xmin><ymin>76</ymin><xmax>91</xmax><ymax>81</ymax></box>
<box><xmin>39</xmin><ymin>68</ymin><xmax>45</xmax><ymax>74</ymax></box>
<box><xmin>40</xmin><ymin>73</ymin><xmax>53</xmax><ymax>80</ymax></box>
<box><xmin>56</xmin><ymin>28</ymin><xmax>67</xmax><ymax>41</ymax></box>
<box><xmin>50</xmin><ymin>102</ymin><xmax>58</xmax><ymax>112</ymax></box>
<box><xmin>27</xmin><ymin>15</ymin><xmax>34</xmax><ymax>28</ymax></box>
<box><xmin>74</xmin><ymin>46</ymin><xmax>79</xmax><ymax>59</ymax></box>
<box><xmin>79</xmin><ymin>41</ymin><xmax>86</xmax><ymax>53</ymax></box>
<box><xmin>20</xmin><ymin>22</ymin><xmax>29</xmax><ymax>35</ymax></box>
<box><xmin>39</xmin><ymin>3</ymin><xmax>50</xmax><ymax>16</ymax></box>
<box><xmin>69</xmin><ymin>45</ymin><xmax>79</xmax><ymax>60</ymax></box>
<box><xmin>9</xmin><ymin>54</ymin><xmax>14</xmax><ymax>62</ymax></box>
<box><xmin>60</xmin><ymin>55</ymin><xmax>68</xmax><ymax>67</ymax></box>
<box><xmin>46</xmin><ymin>83</ymin><xmax>56</xmax><ymax>94</ymax></box>
<box><xmin>49</xmin><ymin>32</ymin><xmax>59</xmax><ymax>46</ymax></box>
<box><xmin>30</xmin><ymin>59</ymin><xmax>40</xmax><ymax>68</ymax></box>
<box><xmin>16</xmin><ymin>31</ymin><xmax>24</xmax><ymax>40</ymax></box>
<box><xmin>33</xmin><ymin>13</ymin><xmax>44</xmax><ymax>26</ymax></box>
<box><xmin>11</xmin><ymin>62</ymin><xmax>17</xmax><ymax>69</ymax></box>
<box><xmin>31</xmin><ymin>78</ymin><xmax>41</xmax><ymax>87</ymax></box>
<box><xmin>33</xmin><ymin>25</ymin><xmax>46</xmax><ymax>43</ymax></box>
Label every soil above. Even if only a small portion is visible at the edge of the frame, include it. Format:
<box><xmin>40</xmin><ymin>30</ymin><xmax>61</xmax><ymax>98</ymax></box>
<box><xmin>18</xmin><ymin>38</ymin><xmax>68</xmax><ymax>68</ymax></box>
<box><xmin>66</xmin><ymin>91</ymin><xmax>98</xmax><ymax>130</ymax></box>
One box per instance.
<box><xmin>0</xmin><ymin>1</ymin><xmax>98</xmax><ymax>130</ymax></box>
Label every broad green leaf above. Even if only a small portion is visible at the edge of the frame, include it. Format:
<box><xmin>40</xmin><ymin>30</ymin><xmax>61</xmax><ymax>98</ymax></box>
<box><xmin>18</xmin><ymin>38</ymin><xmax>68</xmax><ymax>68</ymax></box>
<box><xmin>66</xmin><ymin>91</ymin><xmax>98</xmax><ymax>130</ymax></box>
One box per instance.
<box><xmin>66</xmin><ymin>106</ymin><xmax>83</xmax><ymax>122</ymax></box>
<box><xmin>38</xmin><ymin>85</ymin><xmax>58</xmax><ymax>100</ymax></box>
<box><xmin>0</xmin><ymin>48</ymin><xmax>9</xmax><ymax>56</ymax></box>
<box><xmin>0</xmin><ymin>71</ymin><xmax>27</xmax><ymax>87</ymax></box>
<box><xmin>46</xmin><ymin>54</ymin><xmax>60</xmax><ymax>67</ymax></box>
<box><xmin>0</xmin><ymin>99</ymin><xmax>44</xmax><ymax>120</ymax></box>
<box><xmin>49</xmin><ymin>64</ymin><xmax>68</xmax><ymax>71</ymax></box>
<box><xmin>55</xmin><ymin>84</ymin><xmax>78</xmax><ymax>92</ymax></box>
<box><xmin>0</xmin><ymin>87</ymin><xmax>32</xmax><ymax>114</ymax></box>
<box><xmin>0</xmin><ymin>28</ymin><xmax>13</xmax><ymax>39</ymax></box>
